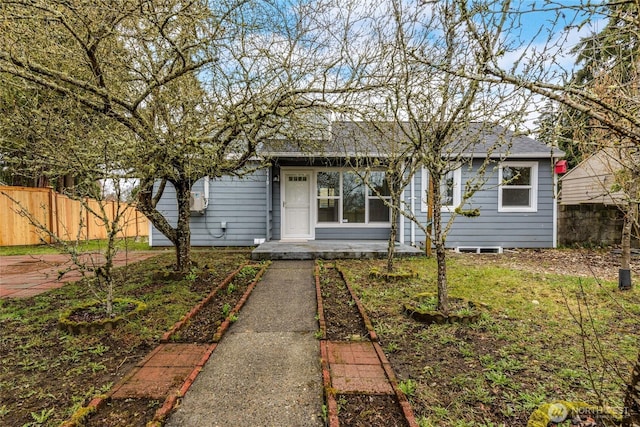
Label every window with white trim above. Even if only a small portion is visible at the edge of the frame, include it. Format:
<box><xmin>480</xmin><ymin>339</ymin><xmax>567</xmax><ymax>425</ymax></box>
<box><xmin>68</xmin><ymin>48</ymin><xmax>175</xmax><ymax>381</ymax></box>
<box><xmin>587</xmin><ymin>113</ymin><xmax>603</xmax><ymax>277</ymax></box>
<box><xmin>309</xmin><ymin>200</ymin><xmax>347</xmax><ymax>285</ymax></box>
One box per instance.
<box><xmin>498</xmin><ymin>162</ymin><xmax>538</xmax><ymax>212</ymax></box>
<box><xmin>421</xmin><ymin>167</ymin><xmax>462</xmax><ymax>212</ymax></box>
<box><xmin>316</xmin><ymin>170</ymin><xmax>390</xmax><ymax>224</ymax></box>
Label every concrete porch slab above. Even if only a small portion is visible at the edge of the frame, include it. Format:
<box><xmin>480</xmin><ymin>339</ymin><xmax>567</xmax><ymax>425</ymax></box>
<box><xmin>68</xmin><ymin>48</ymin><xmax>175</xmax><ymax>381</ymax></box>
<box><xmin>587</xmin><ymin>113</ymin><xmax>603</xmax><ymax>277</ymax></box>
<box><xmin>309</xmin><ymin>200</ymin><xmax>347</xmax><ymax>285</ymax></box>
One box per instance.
<box><xmin>251</xmin><ymin>240</ymin><xmax>423</xmax><ymax>261</ymax></box>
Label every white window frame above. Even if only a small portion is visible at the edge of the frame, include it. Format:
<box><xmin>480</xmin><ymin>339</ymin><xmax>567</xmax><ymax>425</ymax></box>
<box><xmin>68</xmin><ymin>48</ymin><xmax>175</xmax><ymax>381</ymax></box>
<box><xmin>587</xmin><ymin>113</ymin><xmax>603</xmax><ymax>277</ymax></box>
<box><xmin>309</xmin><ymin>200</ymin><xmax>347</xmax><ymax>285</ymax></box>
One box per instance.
<box><xmin>420</xmin><ymin>166</ymin><xmax>462</xmax><ymax>213</ymax></box>
<box><xmin>498</xmin><ymin>161</ymin><xmax>538</xmax><ymax>213</ymax></box>
<box><xmin>315</xmin><ymin>168</ymin><xmax>391</xmax><ymax>227</ymax></box>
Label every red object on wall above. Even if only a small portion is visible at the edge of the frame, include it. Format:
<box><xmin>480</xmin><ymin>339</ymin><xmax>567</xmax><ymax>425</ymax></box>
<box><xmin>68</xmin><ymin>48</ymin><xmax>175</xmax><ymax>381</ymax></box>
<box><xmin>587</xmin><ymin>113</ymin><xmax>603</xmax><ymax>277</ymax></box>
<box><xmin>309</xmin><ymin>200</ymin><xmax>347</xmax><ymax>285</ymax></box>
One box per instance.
<box><xmin>554</xmin><ymin>160</ymin><xmax>568</xmax><ymax>174</ymax></box>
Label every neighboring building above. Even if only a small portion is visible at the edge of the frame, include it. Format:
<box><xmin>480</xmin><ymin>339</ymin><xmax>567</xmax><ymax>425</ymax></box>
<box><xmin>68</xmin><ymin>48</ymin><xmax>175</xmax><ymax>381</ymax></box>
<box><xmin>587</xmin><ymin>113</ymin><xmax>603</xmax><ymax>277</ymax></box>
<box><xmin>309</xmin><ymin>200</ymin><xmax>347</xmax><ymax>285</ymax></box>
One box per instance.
<box><xmin>150</xmin><ymin>122</ymin><xmax>564</xmax><ymax>252</ymax></box>
<box><xmin>559</xmin><ymin>149</ymin><xmax>638</xmax><ymax>247</ymax></box>
<box><xmin>559</xmin><ymin>149</ymin><xmax>624</xmax><ymax>206</ymax></box>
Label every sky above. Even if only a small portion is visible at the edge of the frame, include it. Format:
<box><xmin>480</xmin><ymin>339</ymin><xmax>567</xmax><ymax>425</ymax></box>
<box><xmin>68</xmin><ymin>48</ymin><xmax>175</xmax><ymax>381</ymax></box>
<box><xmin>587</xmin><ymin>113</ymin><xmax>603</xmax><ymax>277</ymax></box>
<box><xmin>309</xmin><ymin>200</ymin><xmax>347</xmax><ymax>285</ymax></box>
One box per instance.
<box><xmin>493</xmin><ymin>2</ymin><xmax>608</xmax><ymax>131</ymax></box>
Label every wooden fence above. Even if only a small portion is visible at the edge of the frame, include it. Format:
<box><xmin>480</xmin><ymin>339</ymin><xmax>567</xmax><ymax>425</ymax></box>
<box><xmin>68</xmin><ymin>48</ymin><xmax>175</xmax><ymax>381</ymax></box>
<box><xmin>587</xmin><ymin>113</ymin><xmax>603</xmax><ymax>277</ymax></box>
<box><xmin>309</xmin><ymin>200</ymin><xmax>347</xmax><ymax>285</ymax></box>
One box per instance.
<box><xmin>0</xmin><ymin>186</ymin><xmax>149</xmax><ymax>246</ymax></box>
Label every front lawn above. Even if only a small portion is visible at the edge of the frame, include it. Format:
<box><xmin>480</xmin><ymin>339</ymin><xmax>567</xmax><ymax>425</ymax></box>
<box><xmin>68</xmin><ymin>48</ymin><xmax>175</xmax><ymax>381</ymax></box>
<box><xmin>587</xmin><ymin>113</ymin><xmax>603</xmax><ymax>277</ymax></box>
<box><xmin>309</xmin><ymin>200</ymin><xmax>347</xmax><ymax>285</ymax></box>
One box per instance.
<box><xmin>339</xmin><ymin>254</ymin><xmax>640</xmax><ymax>426</ymax></box>
<box><xmin>0</xmin><ymin>250</ymin><xmax>250</xmax><ymax>427</ymax></box>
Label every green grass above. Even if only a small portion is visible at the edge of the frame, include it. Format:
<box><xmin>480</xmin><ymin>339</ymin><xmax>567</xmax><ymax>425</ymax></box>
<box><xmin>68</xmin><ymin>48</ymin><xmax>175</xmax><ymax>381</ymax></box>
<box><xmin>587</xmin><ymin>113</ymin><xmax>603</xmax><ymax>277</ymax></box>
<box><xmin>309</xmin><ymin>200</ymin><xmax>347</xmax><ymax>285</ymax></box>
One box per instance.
<box><xmin>0</xmin><ymin>237</ymin><xmax>151</xmax><ymax>256</ymax></box>
<box><xmin>339</xmin><ymin>255</ymin><xmax>640</xmax><ymax>426</ymax></box>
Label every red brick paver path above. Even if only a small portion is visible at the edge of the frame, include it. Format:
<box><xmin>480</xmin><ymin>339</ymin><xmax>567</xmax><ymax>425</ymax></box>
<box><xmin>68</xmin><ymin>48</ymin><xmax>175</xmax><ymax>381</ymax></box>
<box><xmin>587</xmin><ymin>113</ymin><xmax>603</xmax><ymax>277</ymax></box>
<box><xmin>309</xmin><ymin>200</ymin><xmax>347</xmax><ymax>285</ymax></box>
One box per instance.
<box><xmin>111</xmin><ymin>343</ymin><xmax>214</xmax><ymax>399</ymax></box>
<box><xmin>0</xmin><ymin>251</ymin><xmax>159</xmax><ymax>298</ymax></box>
<box><xmin>324</xmin><ymin>341</ymin><xmax>393</xmax><ymax>394</ymax></box>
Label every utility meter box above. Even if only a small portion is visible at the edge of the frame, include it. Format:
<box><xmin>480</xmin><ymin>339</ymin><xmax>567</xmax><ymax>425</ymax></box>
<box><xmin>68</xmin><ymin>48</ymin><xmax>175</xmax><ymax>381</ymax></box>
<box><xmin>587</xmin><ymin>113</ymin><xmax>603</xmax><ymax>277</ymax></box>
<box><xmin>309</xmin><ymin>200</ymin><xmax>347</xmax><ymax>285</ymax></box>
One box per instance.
<box><xmin>189</xmin><ymin>191</ymin><xmax>206</xmax><ymax>212</ymax></box>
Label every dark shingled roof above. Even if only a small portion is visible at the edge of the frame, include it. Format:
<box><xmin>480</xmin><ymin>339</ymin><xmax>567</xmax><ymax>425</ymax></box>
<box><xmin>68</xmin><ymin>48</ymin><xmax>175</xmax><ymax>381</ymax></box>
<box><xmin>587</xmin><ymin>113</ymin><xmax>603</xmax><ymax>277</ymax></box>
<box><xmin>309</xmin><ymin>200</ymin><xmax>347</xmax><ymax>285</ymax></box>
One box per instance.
<box><xmin>260</xmin><ymin>121</ymin><xmax>564</xmax><ymax>159</ymax></box>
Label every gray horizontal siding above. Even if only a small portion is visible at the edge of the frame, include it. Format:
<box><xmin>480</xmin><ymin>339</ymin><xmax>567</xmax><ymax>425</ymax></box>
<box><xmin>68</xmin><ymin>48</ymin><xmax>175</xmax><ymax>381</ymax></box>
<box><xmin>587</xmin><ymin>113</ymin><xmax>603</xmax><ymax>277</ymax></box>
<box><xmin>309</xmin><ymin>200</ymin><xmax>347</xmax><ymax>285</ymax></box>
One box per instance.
<box><xmin>407</xmin><ymin>159</ymin><xmax>555</xmax><ymax>248</ymax></box>
<box><xmin>151</xmin><ymin>170</ymin><xmax>268</xmax><ymax>247</ymax></box>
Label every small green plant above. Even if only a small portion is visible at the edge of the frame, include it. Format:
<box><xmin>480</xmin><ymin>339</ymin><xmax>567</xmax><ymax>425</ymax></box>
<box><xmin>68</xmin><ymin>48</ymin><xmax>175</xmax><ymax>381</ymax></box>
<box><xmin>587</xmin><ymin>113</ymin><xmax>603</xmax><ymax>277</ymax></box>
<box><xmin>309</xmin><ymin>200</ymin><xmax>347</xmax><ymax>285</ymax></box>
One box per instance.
<box><xmin>385</xmin><ymin>342</ymin><xmax>400</xmax><ymax>353</ymax></box>
<box><xmin>321</xmin><ymin>404</ymin><xmax>328</xmax><ymax>422</ymax></box>
<box><xmin>314</xmin><ymin>330</ymin><xmax>323</xmax><ymax>339</ymax></box>
<box><xmin>398</xmin><ymin>379</ymin><xmax>417</xmax><ymax>397</ymax></box>
<box><xmin>229</xmin><ymin>313</ymin><xmax>238</xmax><ymax>323</ymax></box>
<box><xmin>226</xmin><ymin>283</ymin><xmax>237</xmax><ymax>295</ymax></box>
<box><xmin>432</xmin><ymin>405</ymin><xmax>449</xmax><ymax>418</ymax></box>
<box><xmin>237</xmin><ymin>265</ymin><xmax>258</xmax><ymax>280</ymax></box>
<box><xmin>89</xmin><ymin>362</ymin><xmax>106</xmax><ymax>373</ymax></box>
<box><xmin>185</xmin><ymin>267</ymin><xmax>198</xmax><ymax>282</ymax></box>
<box><xmin>222</xmin><ymin>303</ymin><xmax>232</xmax><ymax>317</ymax></box>
<box><xmin>89</xmin><ymin>344</ymin><xmax>109</xmax><ymax>356</ymax></box>
<box><xmin>485</xmin><ymin>370</ymin><xmax>511</xmax><ymax>387</ymax></box>
<box><xmin>0</xmin><ymin>404</ymin><xmax>9</xmax><ymax>417</ymax></box>
<box><xmin>28</xmin><ymin>407</ymin><xmax>55</xmax><ymax>425</ymax></box>
<box><xmin>457</xmin><ymin>342</ymin><xmax>475</xmax><ymax>358</ymax></box>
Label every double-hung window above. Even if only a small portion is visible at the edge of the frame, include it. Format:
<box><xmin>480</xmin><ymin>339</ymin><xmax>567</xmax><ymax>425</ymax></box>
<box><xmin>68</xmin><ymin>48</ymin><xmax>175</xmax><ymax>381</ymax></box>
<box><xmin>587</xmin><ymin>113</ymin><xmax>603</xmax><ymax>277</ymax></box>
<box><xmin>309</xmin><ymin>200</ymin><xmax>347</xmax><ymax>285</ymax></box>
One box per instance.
<box><xmin>317</xmin><ymin>170</ymin><xmax>390</xmax><ymax>224</ymax></box>
<box><xmin>421</xmin><ymin>167</ymin><xmax>462</xmax><ymax>212</ymax></box>
<box><xmin>498</xmin><ymin>162</ymin><xmax>538</xmax><ymax>212</ymax></box>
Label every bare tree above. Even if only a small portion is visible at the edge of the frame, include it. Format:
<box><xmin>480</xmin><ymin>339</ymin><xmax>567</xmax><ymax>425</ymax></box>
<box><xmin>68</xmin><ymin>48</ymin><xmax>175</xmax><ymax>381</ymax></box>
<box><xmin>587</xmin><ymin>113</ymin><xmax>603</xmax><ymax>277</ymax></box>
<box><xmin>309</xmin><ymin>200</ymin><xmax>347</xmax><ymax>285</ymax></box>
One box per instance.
<box><xmin>339</xmin><ymin>0</ymin><xmax>533</xmax><ymax>312</ymax></box>
<box><xmin>0</xmin><ymin>0</ymin><xmax>339</xmax><ymax>272</ymax></box>
<box><xmin>454</xmin><ymin>1</ymin><xmax>639</xmax><ymax>423</ymax></box>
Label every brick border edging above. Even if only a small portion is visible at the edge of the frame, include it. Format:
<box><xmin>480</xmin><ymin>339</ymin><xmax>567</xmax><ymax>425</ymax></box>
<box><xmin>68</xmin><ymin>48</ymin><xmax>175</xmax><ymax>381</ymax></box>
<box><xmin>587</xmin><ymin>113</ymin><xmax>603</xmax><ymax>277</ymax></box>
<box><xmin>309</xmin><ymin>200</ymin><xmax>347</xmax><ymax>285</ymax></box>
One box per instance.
<box><xmin>62</xmin><ymin>262</ymin><xmax>270</xmax><ymax>427</ymax></box>
<box><xmin>315</xmin><ymin>261</ymin><xmax>340</xmax><ymax>427</ymax></box>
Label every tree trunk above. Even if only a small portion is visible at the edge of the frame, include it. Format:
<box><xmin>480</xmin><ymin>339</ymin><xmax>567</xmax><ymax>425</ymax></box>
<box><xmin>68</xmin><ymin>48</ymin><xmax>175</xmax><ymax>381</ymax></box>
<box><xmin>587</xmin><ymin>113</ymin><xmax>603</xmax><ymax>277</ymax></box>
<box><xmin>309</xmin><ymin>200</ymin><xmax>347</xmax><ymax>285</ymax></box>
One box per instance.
<box><xmin>387</xmin><ymin>171</ymin><xmax>401</xmax><ymax>272</ymax></box>
<box><xmin>387</xmin><ymin>200</ymin><xmax>398</xmax><ymax>273</ymax></box>
<box><xmin>624</xmin><ymin>352</ymin><xmax>640</xmax><ymax>427</ymax></box>
<box><xmin>620</xmin><ymin>204</ymin><xmax>634</xmax><ymax>290</ymax></box>
<box><xmin>137</xmin><ymin>178</ymin><xmax>193</xmax><ymax>273</ymax></box>
<box><xmin>622</xmin><ymin>208</ymin><xmax>632</xmax><ymax>270</ymax></box>
<box><xmin>174</xmin><ymin>182</ymin><xmax>192</xmax><ymax>273</ymax></box>
<box><xmin>435</xmin><ymin>239</ymin><xmax>448</xmax><ymax>313</ymax></box>
<box><xmin>431</xmin><ymin>172</ymin><xmax>448</xmax><ymax>313</ymax></box>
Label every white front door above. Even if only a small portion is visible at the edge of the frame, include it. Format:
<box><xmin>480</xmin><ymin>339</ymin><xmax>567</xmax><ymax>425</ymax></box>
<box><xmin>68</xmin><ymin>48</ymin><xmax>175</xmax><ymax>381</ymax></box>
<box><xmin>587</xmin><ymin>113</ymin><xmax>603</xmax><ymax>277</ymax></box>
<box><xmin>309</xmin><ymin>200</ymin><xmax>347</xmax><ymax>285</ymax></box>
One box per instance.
<box><xmin>282</xmin><ymin>171</ymin><xmax>313</xmax><ymax>239</ymax></box>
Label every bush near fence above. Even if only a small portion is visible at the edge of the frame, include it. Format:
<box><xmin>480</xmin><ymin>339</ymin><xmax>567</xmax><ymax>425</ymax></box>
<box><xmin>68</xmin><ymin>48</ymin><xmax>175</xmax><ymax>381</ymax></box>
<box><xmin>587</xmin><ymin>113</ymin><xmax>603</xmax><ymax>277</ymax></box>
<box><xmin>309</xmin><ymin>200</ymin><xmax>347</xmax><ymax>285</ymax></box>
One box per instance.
<box><xmin>0</xmin><ymin>186</ymin><xmax>148</xmax><ymax>246</ymax></box>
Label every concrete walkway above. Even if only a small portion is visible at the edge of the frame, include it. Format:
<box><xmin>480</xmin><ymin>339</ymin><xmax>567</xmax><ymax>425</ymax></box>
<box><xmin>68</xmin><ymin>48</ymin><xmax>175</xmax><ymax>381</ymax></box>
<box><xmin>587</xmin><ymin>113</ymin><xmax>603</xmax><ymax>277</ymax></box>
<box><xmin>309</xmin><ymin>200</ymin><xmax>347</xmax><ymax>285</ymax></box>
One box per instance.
<box><xmin>165</xmin><ymin>260</ymin><xmax>323</xmax><ymax>427</ymax></box>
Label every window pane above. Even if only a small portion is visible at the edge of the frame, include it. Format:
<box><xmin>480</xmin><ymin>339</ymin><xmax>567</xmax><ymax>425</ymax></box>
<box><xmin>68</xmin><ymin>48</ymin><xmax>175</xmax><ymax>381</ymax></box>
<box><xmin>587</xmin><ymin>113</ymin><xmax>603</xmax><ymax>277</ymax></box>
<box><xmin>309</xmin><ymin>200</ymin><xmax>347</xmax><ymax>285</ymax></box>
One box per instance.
<box><xmin>502</xmin><ymin>166</ymin><xmax>531</xmax><ymax>186</ymax></box>
<box><xmin>317</xmin><ymin>199</ymin><xmax>339</xmax><ymax>222</ymax></box>
<box><xmin>369</xmin><ymin>198</ymin><xmax>390</xmax><ymax>222</ymax></box>
<box><xmin>317</xmin><ymin>171</ymin><xmax>340</xmax><ymax>197</ymax></box>
<box><xmin>343</xmin><ymin>172</ymin><xmax>365</xmax><ymax>223</ymax></box>
<box><xmin>441</xmin><ymin>172</ymin><xmax>455</xmax><ymax>206</ymax></box>
<box><xmin>368</xmin><ymin>171</ymin><xmax>390</xmax><ymax>196</ymax></box>
<box><xmin>502</xmin><ymin>188</ymin><xmax>530</xmax><ymax>206</ymax></box>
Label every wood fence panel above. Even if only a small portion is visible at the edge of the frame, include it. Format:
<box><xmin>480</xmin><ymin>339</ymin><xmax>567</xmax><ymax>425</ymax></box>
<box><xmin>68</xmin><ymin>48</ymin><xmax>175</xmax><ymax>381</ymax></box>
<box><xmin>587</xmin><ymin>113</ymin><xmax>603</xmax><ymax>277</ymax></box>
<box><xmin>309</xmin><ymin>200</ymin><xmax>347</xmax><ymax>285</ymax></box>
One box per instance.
<box><xmin>85</xmin><ymin>199</ymin><xmax>107</xmax><ymax>240</ymax></box>
<box><xmin>54</xmin><ymin>192</ymin><xmax>83</xmax><ymax>242</ymax></box>
<box><xmin>0</xmin><ymin>187</ymin><xmax>52</xmax><ymax>246</ymax></box>
<box><xmin>0</xmin><ymin>186</ymin><xmax>149</xmax><ymax>246</ymax></box>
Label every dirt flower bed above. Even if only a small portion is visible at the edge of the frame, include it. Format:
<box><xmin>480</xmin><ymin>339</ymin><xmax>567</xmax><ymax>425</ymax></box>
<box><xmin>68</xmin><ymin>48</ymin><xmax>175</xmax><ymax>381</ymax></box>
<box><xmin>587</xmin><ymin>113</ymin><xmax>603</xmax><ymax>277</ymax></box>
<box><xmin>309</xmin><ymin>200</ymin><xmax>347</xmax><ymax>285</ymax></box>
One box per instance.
<box><xmin>319</xmin><ymin>262</ymin><xmax>368</xmax><ymax>341</ymax></box>
<box><xmin>318</xmin><ymin>262</ymin><xmax>409</xmax><ymax>427</ymax></box>
<box><xmin>170</xmin><ymin>264</ymin><xmax>263</xmax><ymax>343</ymax></box>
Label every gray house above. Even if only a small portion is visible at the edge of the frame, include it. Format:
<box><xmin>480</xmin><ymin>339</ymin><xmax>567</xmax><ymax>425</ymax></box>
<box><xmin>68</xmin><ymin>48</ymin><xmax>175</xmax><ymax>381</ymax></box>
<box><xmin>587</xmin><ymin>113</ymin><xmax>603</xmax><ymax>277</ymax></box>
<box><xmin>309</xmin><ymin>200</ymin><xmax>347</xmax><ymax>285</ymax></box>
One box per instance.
<box><xmin>149</xmin><ymin>122</ymin><xmax>564</xmax><ymax>252</ymax></box>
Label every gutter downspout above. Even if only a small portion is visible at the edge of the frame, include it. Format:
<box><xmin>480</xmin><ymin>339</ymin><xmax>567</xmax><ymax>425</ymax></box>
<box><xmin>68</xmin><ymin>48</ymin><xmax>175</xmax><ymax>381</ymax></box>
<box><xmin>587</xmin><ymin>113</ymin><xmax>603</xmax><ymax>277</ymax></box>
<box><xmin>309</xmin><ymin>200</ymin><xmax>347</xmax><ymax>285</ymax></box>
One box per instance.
<box><xmin>399</xmin><ymin>186</ymin><xmax>405</xmax><ymax>244</ymax></box>
<box><xmin>266</xmin><ymin>168</ymin><xmax>270</xmax><ymax>241</ymax></box>
<box><xmin>203</xmin><ymin>176</ymin><xmax>210</xmax><ymax>209</ymax></box>
<box><xmin>553</xmin><ymin>164</ymin><xmax>558</xmax><ymax>248</ymax></box>
<box><xmin>410</xmin><ymin>173</ymin><xmax>415</xmax><ymax>246</ymax></box>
